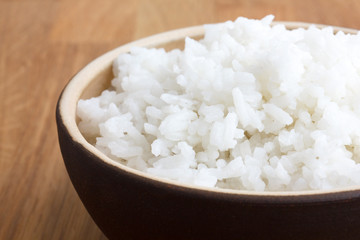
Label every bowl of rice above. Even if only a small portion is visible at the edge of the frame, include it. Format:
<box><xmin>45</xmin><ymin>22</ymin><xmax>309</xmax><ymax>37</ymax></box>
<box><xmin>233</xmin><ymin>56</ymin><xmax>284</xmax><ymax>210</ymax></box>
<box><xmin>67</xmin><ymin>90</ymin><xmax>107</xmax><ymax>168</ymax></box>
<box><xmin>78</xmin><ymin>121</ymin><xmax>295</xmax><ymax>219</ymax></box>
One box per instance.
<box><xmin>56</xmin><ymin>16</ymin><xmax>360</xmax><ymax>240</ymax></box>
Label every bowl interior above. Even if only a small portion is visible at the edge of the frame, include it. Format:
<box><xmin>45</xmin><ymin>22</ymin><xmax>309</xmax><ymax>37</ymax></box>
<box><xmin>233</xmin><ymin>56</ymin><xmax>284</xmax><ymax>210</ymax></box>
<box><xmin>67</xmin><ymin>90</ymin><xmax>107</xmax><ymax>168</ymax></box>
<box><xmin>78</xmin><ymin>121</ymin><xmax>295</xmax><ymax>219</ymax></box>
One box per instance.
<box><xmin>59</xmin><ymin>23</ymin><xmax>360</xmax><ymax>196</ymax></box>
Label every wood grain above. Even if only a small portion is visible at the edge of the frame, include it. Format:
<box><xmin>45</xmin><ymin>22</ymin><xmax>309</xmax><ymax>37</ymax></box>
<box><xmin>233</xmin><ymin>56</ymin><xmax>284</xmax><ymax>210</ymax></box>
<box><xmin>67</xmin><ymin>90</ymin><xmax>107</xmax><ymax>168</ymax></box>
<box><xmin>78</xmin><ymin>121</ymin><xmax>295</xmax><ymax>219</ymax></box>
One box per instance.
<box><xmin>1</xmin><ymin>0</ymin><xmax>360</xmax><ymax>239</ymax></box>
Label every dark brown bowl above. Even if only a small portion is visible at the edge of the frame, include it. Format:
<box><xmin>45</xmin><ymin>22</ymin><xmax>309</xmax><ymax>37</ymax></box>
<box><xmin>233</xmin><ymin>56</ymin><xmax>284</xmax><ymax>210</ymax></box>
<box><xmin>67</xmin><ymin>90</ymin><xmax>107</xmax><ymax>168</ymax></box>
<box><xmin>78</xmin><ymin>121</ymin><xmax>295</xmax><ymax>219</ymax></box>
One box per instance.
<box><xmin>56</xmin><ymin>23</ymin><xmax>360</xmax><ymax>240</ymax></box>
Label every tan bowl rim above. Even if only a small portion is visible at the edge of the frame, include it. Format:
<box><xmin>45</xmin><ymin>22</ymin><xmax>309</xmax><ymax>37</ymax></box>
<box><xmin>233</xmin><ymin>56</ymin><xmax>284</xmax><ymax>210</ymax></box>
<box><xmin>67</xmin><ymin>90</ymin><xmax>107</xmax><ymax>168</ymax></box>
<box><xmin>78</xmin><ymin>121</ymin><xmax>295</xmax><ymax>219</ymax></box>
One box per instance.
<box><xmin>58</xmin><ymin>21</ymin><xmax>360</xmax><ymax>197</ymax></box>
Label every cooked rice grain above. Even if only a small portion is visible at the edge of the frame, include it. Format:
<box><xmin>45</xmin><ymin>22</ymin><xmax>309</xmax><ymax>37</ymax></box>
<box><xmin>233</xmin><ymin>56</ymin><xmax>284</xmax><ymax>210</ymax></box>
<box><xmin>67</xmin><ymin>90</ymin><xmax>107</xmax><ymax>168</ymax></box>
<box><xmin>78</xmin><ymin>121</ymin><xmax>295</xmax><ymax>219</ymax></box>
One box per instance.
<box><xmin>78</xmin><ymin>15</ymin><xmax>360</xmax><ymax>191</ymax></box>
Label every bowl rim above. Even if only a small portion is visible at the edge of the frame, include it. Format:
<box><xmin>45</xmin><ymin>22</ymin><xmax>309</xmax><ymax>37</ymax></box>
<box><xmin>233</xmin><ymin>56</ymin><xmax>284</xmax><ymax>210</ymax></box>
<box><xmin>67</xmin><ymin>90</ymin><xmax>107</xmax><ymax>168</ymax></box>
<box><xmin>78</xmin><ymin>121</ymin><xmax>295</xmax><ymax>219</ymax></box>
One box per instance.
<box><xmin>57</xmin><ymin>21</ymin><xmax>360</xmax><ymax>197</ymax></box>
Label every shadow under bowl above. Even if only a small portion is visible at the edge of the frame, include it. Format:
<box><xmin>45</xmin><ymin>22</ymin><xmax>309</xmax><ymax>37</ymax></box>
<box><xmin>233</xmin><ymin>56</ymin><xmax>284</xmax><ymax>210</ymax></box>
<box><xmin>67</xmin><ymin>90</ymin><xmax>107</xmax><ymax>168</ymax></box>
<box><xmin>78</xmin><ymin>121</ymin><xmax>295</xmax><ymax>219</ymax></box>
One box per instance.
<box><xmin>56</xmin><ymin>23</ymin><xmax>360</xmax><ymax>240</ymax></box>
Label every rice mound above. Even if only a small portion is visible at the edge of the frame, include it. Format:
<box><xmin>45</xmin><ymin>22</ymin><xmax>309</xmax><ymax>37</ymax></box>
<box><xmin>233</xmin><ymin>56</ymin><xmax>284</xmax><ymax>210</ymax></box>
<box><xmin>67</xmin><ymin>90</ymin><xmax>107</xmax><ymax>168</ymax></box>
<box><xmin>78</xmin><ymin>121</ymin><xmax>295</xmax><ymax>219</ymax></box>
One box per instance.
<box><xmin>77</xmin><ymin>15</ymin><xmax>360</xmax><ymax>191</ymax></box>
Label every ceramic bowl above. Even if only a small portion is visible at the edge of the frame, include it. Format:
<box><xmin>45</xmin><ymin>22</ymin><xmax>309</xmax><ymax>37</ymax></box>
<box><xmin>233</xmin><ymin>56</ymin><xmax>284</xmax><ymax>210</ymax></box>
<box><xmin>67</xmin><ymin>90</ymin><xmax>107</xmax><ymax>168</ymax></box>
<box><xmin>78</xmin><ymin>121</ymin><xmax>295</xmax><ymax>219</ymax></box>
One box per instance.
<box><xmin>56</xmin><ymin>22</ymin><xmax>360</xmax><ymax>240</ymax></box>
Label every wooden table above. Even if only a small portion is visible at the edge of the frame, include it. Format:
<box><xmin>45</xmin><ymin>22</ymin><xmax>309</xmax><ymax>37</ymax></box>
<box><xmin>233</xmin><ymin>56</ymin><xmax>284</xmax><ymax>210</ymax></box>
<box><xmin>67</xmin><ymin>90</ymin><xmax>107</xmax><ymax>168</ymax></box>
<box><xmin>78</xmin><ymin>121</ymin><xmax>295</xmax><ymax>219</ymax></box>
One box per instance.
<box><xmin>1</xmin><ymin>0</ymin><xmax>360</xmax><ymax>239</ymax></box>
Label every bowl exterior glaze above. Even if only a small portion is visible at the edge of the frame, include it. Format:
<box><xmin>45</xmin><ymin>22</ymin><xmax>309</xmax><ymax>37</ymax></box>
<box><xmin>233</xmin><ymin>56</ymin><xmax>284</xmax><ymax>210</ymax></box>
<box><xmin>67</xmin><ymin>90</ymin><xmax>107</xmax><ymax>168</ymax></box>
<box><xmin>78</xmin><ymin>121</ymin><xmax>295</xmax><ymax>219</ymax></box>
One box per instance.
<box><xmin>57</xmin><ymin>105</ymin><xmax>360</xmax><ymax>240</ymax></box>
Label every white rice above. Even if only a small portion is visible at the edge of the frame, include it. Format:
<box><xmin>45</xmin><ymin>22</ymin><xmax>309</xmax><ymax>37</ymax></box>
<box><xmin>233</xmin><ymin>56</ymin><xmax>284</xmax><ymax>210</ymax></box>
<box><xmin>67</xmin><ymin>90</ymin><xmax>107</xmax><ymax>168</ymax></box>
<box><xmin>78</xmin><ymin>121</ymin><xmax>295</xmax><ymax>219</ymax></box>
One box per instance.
<box><xmin>77</xmin><ymin>15</ymin><xmax>360</xmax><ymax>191</ymax></box>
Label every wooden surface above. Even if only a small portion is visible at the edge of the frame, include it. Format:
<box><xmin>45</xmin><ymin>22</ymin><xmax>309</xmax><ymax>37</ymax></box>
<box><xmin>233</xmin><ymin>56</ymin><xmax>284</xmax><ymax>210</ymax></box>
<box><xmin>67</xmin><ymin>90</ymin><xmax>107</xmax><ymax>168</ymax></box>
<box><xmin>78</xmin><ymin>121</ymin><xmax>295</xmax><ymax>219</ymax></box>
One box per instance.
<box><xmin>2</xmin><ymin>0</ymin><xmax>360</xmax><ymax>239</ymax></box>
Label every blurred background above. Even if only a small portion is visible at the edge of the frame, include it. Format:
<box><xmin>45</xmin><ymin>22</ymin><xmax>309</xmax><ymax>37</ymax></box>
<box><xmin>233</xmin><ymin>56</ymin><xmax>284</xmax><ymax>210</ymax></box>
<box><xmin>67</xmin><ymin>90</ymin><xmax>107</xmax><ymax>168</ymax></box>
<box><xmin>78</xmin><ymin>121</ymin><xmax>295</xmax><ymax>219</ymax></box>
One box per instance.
<box><xmin>1</xmin><ymin>0</ymin><xmax>360</xmax><ymax>239</ymax></box>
